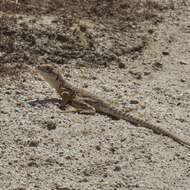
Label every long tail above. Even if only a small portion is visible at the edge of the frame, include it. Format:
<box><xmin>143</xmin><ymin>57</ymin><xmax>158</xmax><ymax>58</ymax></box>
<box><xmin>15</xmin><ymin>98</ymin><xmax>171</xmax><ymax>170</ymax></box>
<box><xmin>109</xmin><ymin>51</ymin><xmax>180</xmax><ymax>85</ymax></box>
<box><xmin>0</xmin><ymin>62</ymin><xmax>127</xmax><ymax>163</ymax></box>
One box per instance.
<box><xmin>102</xmin><ymin>106</ymin><xmax>190</xmax><ymax>147</ymax></box>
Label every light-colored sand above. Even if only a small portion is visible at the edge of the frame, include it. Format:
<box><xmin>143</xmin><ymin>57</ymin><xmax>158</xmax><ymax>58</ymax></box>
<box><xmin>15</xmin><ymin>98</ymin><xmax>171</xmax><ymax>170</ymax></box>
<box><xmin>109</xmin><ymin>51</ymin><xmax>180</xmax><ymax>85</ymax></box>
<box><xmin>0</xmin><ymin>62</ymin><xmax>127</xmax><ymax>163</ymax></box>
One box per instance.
<box><xmin>0</xmin><ymin>2</ymin><xmax>190</xmax><ymax>190</ymax></box>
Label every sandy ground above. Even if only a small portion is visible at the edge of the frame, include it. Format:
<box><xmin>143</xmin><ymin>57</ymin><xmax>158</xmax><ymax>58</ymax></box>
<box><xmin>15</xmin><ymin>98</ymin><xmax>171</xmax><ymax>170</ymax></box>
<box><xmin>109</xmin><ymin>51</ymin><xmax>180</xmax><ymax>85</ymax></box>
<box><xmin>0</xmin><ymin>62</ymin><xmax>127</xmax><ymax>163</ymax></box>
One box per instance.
<box><xmin>0</xmin><ymin>1</ymin><xmax>190</xmax><ymax>190</ymax></box>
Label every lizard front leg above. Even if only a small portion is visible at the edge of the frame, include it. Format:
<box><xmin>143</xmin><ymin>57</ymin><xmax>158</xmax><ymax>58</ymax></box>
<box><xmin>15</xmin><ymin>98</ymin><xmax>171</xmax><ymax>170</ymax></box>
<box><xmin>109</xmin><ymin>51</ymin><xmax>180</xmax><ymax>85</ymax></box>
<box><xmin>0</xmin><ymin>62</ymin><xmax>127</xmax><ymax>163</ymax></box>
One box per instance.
<box><xmin>59</xmin><ymin>88</ymin><xmax>75</xmax><ymax>110</ymax></box>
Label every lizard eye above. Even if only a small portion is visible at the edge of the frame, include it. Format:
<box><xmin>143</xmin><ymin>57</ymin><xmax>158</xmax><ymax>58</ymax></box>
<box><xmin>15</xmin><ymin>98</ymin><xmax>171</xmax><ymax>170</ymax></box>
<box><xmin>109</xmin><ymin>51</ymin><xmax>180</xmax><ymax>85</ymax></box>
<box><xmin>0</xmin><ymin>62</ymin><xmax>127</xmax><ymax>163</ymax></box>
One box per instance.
<box><xmin>46</xmin><ymin>66</ymin><xmax>51</xmax><ymax>72</ymax></box>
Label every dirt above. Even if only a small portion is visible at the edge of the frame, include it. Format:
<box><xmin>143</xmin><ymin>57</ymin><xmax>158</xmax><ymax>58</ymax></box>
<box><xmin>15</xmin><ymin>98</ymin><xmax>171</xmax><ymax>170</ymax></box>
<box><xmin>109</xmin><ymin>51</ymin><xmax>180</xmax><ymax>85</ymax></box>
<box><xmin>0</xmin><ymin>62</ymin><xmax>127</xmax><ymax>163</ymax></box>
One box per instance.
<box><xmin>0</xmin><ymin>1</ymin><xmax>190</xmax><ymax>190</ymax></box>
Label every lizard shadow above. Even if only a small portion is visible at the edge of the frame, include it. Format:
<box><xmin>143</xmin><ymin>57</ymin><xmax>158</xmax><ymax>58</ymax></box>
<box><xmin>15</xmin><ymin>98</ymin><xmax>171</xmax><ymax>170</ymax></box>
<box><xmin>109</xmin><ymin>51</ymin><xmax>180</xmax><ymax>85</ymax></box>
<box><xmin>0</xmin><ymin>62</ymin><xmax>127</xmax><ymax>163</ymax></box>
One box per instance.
<box><xmin>28</xmin><ymin>98</ymin><xmax>61</xmax><ymax>108</ymax></box>
<box><xmin>28</xmin><ymin>98</ymin><xmax>124</xmax><ymax>119</ymax></box>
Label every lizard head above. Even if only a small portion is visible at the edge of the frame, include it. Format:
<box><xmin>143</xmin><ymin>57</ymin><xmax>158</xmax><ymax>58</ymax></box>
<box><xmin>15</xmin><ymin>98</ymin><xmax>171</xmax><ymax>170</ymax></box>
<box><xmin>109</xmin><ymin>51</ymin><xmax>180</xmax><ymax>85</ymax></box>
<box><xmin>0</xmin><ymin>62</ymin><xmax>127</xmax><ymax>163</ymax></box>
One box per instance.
<box><xmin>36</xmin><ymin>64</ymin><xmax>61</xmax><ymax>90</ymax></box>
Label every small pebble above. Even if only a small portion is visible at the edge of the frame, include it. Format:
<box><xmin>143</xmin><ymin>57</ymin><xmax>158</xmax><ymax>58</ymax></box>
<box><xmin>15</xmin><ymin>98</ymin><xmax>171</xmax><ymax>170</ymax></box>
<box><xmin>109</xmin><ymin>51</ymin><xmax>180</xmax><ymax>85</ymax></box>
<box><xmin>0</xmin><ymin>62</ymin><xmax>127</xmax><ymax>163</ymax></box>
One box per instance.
<box><xmin>162</xmin><ymin>51</ymin><xmax>170</xmax><ymax>55</ymax></box>
<box><xmin>91</xmin><ymin>76</ymin><xmax>97</xmax><ymax>80</ymax></box>
<box><xmin>180</xmin><ymin>79</ymin><xmax>185</xmax><ymax>82</ymax></box>
<box><xmin>179</xmin><ymin>60</ymin><xmax>187</xmax><ymax>65</ymax></box>
<box><xmin>95</xmin><ymin>145</ymin><xmax>101</xmax><ymax>151</ymax></box>
<box><xmin>46</xmin><ymin>121</ymin><xmax>57</xmax><ymax>130</ymax></box>
<box><xmin>144</xmin><ymin>71</ymin><xmax>151</xmax><ymax>75</ymax></box>
<box><xmin>148</xmin><ymin>28</ymin><xmax>154</xmax><ymax>34</ymax></box>
<box><xmin>1</xmin><ymin>110</ymin><xmax>8</xmax><ymax>114</ymax></box>
<box><xmin>28</xmin><ymin>140</ymin><xmax>39</xmax><ymax>147</ymax></box>
<box><xmin>109</xmin><ymin>147</ymin><xmax>116</xmax><ymax>154</ymax></box>
<box><xmin>153</xmin><ymin>61</ymin><xmax>163</xmax><ymax>69</ymax></box>
<box><xmin>65</xmin><ymin>156</ymin><xmax>71</xmax><ymax>160</ymax></box>
<box><xmin>14</xmin><ymin>187</ymin><xmax>26</xmax><ymax>190</ymax></box>
<box><xmin>27</xmin><ymin>161</ymin><xmax>38</xmax><ymax>167</ymax></box>
<box><xmin>83</xmin><ymin>83</ymin><xmax>88</xmax><ymax>88</ymax></box>
<box><xmin>129</xmin><ymin>70</ymin><xmax>142</xmax><ymax>79</ymax></box>
<box><xmin>130</xmin><ymin>100</ymin><xmax>139</xmax><ymax>104</ymax></box>
<box><xmin>118</xmin><ymin>61</ymin><xmax>125</xmax><ymax>68</ymax></box>
<box><xmin>83</xmin><ymin>170</ymin><xmax>90</xmax><ymax>177</ymax></box>
<box><xmin>114</xmin><ymin>166</ymin><xmax>121</xmax><ymax>172</ymax></box>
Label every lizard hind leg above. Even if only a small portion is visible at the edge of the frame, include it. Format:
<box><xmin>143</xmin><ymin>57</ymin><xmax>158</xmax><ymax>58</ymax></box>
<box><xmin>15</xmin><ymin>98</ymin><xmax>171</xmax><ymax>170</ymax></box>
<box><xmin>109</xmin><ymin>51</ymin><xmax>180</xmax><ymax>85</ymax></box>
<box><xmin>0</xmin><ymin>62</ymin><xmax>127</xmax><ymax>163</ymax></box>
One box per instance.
<box><xmin>71</xmin><ymin>97</ymin><xmax>96</xmax><ymax>115</ymax></box>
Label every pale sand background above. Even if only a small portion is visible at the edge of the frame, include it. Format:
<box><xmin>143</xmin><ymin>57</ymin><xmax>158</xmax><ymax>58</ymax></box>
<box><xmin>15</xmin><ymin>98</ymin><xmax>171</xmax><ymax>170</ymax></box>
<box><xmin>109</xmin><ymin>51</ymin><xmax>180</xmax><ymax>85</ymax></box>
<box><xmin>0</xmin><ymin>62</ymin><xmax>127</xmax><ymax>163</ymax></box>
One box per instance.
<box><xmin>0</xmin><ymin>1</ymin><xmax>190</xmax><ymax>189</ymax></box>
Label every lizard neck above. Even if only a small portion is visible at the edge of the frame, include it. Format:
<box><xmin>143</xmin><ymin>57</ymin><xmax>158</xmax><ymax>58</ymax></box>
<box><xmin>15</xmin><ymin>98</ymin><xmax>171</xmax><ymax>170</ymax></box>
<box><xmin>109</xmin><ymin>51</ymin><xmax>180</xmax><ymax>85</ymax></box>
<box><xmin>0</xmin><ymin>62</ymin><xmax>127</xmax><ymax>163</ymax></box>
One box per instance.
<box><xmin>41</xmin><ymin>72</ymin><xmax>64</xmax><ymax>93</ymax></box>
<box><xmin>52</xmin><ymin>74</ymin><xmax>74</xmax><ymax>96</ymax></box>
<box><xmin>46</xmin><ymin>76</ymin><xmax>60</xmax><ymax>92</ymax></box>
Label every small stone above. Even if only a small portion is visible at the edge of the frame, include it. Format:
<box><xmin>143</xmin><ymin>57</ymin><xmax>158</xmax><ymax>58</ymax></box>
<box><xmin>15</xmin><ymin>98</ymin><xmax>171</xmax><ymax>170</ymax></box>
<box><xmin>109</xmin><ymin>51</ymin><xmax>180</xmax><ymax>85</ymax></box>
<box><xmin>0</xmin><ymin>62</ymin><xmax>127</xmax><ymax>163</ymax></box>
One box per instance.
<box><xmin>148</xmin><ymin>28</ymin><xmax>154</xmax><ymax>34</ymax></box>
<box><xmin>118</xmin><ymin>61</ymin><xmax>125</xmax><ymax>68</ymax></box>
<box><xmin>64</xmin><ymin>73</ymin><xmax>71</xmax><ymax>78</ymax></box>
<box><xmin>109</xmin><ymin>147</ymin><xmax>116</xmax><ymax>154</ymax></box>
<box><xmin>130</xmin><ymin>100</ymin><xmax>139</xmax><ymax>104</ymax></box>
<box><xmin>65</xmin><ymin>156</ymin><xmax>71</xmax><ymax>160</ymax></box>
<box><xmin>95</xmin><ymin>145</ymin><xmax>101</xmax><ymax>151</ymax></box>
<box><xmin>101</xmin><ymin>85</ymin><xmax>111</xmax><ymax>92</ymax></box>
<box><xmin>27</xmin><ymin>161</ymin><xmax>38</xmax><ymax>167</ymax></box>
<box><xmin>16</xmin><ymin>102</ymin><xmax>23</xmax><ymax>106</ymax></box>
<box><xmin>28</xmin><ymin>140</ymin><xmax>39</xmax><ymax>147</ymax></box>
<box><xmin>1</xmin><ymin>110</ymin><xmax>8</xmax><ymax>114</ymax></box>
<box><xmin>14</xmin><ymin>187</ymin><xmax>26</xmax><ymax>190</ymax></box>
<box><xmin>135</xmin><ymin>73</ymin><xmax>142</xmax><ymax>79</ymax></box>
<box><xmin>178</xmin><ymin>118</ymin><xmax>185</xmax><ymax>123</ymax></box>
<box><xmin>81</xmin><ymin>178</ymin><xmax>88</xmax><ymax>182</ymax></box>
<box><xmin>114</xmin><ymin>166</ymin><xmax>121</xmax><ymax>172</ymax></box>
<box><xmin>55</xmin><ymin>186</ymin><xmax>70</xmax><ymax>190</ymax></box>
<box><xmin>144</xmin><ymin>71</ymin><xmax>151</xmax><ymax>75</ymax></box>
<box><xmin>14</xmin><ymin>108</ymin><xmax>20</xmax><ymax>113</ymax></box>
<box><xmin>162</xmin><ymin>51</ymin><xmax>170</xmax><ymax>55</ymax></box>
<box><xmin>83</xmin><ymin>169</ymin><xmax>90</xmax><ymax>177</ymax></box>
<box><xmin>180</xmin><ymin>79</ymin><xmax>185</xmax><ymax>82</ymax></box>
<box><xmin>5</xmin><ymin>90</ymin><xmax>11</xmax><ymax>95</ymax></box>
<box><xmin>129</xmin><ymin>70</ymin><xmax>142</xmax><ymax>79</ymax></box>
<box><xmin>153</xmin><ymin>61</ymin><xmax>163</xmax><ymax>69</ymax></box>
<box><xmin>179</xmin><ymin>60</ymin><xmax>187</xmax><ymax>65</ymax></box>
<box><xmin>91</xmin><ymin>76</ymin><xmax>97</xmax><ymax>80</ymax></box>
<box><xmin>46</xmin><ymin>121</ymin><xmax>56</xmax><ymax>130</ymax></box>
<box><xmin>83</xmin><ymin>83</ymin><xmax>88</xmax><ymax>88</ymax></box>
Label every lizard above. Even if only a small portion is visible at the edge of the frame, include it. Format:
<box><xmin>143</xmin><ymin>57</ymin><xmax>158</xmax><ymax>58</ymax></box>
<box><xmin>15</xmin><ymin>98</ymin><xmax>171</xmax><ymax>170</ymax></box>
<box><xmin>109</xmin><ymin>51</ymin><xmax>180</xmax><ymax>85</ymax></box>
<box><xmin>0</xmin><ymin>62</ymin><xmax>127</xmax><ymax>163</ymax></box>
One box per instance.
<box><xmin>36</xmin><ymin>63</ymin><xmax>190</xmax><ymax>147</ymax></box>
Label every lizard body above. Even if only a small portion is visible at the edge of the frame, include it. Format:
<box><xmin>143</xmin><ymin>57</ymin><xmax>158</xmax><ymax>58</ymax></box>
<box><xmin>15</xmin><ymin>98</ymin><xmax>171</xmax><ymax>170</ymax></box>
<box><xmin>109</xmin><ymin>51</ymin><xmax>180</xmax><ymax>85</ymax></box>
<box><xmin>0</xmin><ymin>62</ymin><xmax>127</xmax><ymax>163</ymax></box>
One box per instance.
<box><xmin>36</xmin><ymin>64</ymin><xmax>190</xmax><ymax>147</ymax></box>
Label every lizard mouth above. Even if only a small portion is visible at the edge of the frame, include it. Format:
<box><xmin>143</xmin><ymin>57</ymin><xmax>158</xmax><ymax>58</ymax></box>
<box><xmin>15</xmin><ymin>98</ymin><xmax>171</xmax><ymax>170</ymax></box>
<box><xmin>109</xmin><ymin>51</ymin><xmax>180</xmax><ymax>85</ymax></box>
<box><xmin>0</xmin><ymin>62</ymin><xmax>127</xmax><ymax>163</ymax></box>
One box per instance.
<box><xmin>36</xmin><ymin>65</ymin><xmax>47</xmax><ymax>73</ymax></box>
<box><xmin>36</xmin><ymin>67</ymin><xmax>46</xmax><ymax>74</ymax></box>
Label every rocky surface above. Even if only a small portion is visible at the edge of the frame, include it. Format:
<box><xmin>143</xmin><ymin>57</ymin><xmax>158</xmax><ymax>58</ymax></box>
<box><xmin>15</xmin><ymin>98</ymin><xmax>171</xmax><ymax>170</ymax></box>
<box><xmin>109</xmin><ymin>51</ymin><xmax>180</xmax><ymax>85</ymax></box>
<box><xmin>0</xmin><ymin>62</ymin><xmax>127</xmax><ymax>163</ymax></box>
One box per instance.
<box><xmin>0</xmin><ymin>1</ymin><xmax>190</xmax><ymax>190</ymax></box>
